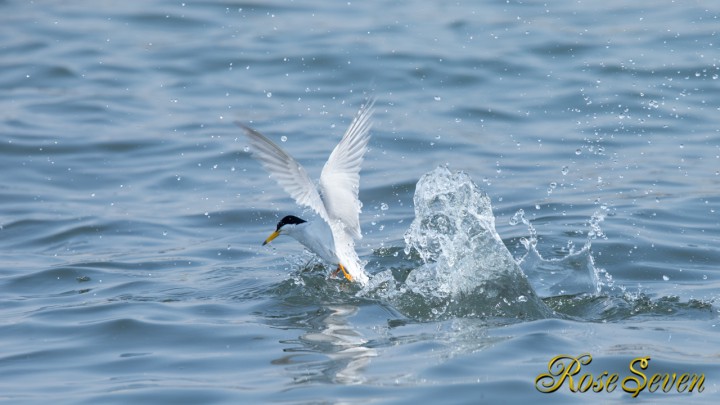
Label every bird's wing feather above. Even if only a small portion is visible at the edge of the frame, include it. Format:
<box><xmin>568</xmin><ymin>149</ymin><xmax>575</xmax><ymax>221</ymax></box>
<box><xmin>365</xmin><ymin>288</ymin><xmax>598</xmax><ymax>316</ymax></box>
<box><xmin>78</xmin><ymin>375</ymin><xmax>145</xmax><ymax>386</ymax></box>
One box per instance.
<box><xmin>236</xmin><ymin>122</ymin><xmax>331</xmax><ymax>223</ymax></box>
<box><xmin>319</xmin><ymin>99</ymin><xmax>374</xmax><ymax>240</ymax></box>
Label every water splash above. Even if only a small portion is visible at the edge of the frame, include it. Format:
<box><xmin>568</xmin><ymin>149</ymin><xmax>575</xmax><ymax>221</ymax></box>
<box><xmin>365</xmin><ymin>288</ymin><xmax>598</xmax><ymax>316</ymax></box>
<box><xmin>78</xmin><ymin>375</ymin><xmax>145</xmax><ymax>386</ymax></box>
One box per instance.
<box><xmin>511</xmin><ymin>208</ymin><xmax>612</xmax><ymax>297</ymax></box>
<box><xmin>518</xmin><ymin>241</ymin><xmax>600</xmax><ymax>297</ymax></box>
<box><xmin>506</xmin><ymin>207</ymin><xmax>714</xmax><ymax>321</ymax></box>
<box><xmin>364</xmin><ymin>166</ymin><xmax>552</xmax><ymax>320</ymax></box>
<box><xmin>284</xmin><ymin>167</ymin><xmax>713</xmax><ymax>323</ymax></box>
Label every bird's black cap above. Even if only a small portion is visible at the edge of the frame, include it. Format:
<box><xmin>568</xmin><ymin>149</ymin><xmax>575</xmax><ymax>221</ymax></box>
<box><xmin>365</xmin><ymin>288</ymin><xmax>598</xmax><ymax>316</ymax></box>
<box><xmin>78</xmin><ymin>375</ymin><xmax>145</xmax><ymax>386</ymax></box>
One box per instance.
<box><xmin>276</xmin><ymin>215</ymin><xmax>306</xmax><ymax>231</ymax></box>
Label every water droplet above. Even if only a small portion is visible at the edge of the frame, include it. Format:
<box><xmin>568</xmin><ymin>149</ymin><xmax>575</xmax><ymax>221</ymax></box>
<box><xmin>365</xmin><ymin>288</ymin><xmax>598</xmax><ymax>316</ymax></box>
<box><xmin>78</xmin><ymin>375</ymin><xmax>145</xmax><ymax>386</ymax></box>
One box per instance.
<box><xmin>561</xmin><ymin>165</ymin><xmax>569</xmax><ymax>175</ymax></box>
<box><xmin>280</xmin><ymin>136</ymin><xmax>287</xmax><ymax>142</ymax></box>
<box><xmin>662</xmin><ymin>275</ymin><xmax>670</xmax><ymax>281</ymax></box>
<box><xmin>266</xmin><ymin>92</ymin><xmax>272</xmax><ymax>98</ymax></box>
<box><xmin>575</xmin><ymin>148</ymin><xmax>582</xmax><ymax>155</ymax></box>
<box><xmin>380</xmin><ymin>203</ymin><xmax>389</xmax><ymax>211</ymax></box>
<box><xmin>509</xmin><ymin>209</ymin><xmax>525</xmax><ymax>226</ymax></box>
<box><xmin>243</xmin><ymin>146</ymin><xmax>250</xmax><ymax>152</ymax></box>
<box><xmin>434</xmin><ymin>96</ymin><xmax>442</xmax><ymax>101</ymax></box>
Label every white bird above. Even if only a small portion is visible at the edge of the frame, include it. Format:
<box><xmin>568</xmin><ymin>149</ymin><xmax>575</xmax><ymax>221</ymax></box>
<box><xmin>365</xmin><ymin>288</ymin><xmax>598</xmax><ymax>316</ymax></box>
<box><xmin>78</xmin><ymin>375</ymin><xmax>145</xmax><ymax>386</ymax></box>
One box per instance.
<box><xmin>236</xmin><ymin>100</ymin><xmax>374</xmax><ymax>285</ymax></box>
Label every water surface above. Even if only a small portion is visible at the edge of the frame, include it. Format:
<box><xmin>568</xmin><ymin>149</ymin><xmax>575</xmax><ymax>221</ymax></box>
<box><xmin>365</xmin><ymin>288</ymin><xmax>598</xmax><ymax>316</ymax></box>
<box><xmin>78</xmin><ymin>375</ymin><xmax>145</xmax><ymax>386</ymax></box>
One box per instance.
<box><xmin>1</xmin><ymin>1</ymin><xmax>719</xmax><ymax>403</ymax></box>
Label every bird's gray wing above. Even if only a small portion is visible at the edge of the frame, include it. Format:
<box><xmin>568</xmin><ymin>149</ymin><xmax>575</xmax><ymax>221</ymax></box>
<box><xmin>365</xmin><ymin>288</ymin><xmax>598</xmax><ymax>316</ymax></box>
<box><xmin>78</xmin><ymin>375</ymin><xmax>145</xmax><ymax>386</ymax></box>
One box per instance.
<box><xmin>236</xmin><ymin>122</ymin><xmax>331</xmax><ymax>223</ymax></box>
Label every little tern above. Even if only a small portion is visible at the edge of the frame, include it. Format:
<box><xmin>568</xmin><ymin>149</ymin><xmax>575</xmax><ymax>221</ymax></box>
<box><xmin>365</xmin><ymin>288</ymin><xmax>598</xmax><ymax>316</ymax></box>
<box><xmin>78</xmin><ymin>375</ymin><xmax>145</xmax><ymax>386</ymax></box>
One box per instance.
<box><xmin>236</xmin><ymin>100</ymin><xmax>374</xmax><ymax>285</ymax></box>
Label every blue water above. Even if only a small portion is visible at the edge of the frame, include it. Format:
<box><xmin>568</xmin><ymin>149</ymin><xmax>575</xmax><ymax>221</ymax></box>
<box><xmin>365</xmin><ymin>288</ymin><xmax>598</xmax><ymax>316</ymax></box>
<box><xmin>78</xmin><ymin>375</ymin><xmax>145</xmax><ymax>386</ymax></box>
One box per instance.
<box><xmin>2</xmin><ymin>1</ymin><xmax>719</xmax><ymax>403</ymax></box>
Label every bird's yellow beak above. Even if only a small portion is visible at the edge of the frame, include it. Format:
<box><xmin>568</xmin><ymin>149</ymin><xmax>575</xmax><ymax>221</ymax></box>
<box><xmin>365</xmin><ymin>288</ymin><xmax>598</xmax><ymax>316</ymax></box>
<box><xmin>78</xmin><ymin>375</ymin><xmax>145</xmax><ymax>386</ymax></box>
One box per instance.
<box><xmin>262</xmin><ymin>230</ymin><xmax>281</xmax><ymax>246</ymax></box>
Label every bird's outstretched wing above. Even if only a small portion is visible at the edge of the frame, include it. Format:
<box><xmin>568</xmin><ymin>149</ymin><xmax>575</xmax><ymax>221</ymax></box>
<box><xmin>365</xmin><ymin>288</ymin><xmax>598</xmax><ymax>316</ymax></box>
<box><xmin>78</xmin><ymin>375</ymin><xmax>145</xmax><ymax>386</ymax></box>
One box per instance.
<box><xmin>319</xmin><ymin>99</ymin><xmax>374</xmax><ymax>240</ymax></box>
<box><xmin>236</xmin><ymin>122</ymin><xmax>331</xmax><ymax>223</ymax></box>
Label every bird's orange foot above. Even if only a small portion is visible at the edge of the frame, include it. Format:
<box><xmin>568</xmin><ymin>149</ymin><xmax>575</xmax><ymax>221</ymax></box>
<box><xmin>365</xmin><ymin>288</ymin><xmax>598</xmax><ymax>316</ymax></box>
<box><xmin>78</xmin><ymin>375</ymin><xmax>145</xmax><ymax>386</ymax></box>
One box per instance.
<box><xmin>333</xmin><ymin>263</ymin><xmax>353</xmax><ymax>282</ymax></box>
